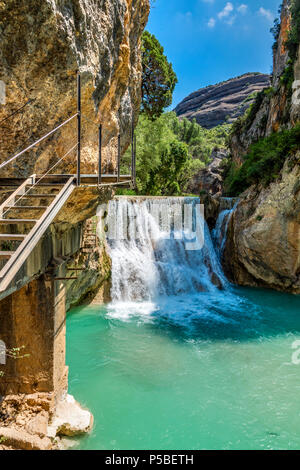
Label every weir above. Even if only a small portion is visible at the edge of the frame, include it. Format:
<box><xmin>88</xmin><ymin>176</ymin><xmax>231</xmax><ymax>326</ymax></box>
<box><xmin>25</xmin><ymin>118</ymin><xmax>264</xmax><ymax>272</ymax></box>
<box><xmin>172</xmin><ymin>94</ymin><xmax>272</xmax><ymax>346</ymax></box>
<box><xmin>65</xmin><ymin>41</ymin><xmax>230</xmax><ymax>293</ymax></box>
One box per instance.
<box><xmin>104</xmin><ymin>197</ymin><xmax>230</xmax><ymax>303</ymax></box>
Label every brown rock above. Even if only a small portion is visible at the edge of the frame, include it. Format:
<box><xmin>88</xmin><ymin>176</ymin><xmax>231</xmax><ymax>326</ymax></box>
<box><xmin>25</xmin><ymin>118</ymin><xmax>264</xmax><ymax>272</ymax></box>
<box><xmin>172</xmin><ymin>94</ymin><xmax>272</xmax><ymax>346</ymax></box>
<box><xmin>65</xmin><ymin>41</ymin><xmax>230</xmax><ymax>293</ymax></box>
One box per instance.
<box><xmin>175</xmin><ymin>73</ymin><xmax>270</xmax><ymax>129</ymax></box>
<box><xmin>223</xmin><ymin>156</ymin><xmax>300</xmax><ymax>293</ymax></box>
<box><xmin>190</xmin><ymin>148</ymin><xmax>228</xmax><ymax>196</ymax></box>
<box><xmin>0</xmin><ymin>0</ymin><xmax>150</xmax><ymax>179</ymax></box>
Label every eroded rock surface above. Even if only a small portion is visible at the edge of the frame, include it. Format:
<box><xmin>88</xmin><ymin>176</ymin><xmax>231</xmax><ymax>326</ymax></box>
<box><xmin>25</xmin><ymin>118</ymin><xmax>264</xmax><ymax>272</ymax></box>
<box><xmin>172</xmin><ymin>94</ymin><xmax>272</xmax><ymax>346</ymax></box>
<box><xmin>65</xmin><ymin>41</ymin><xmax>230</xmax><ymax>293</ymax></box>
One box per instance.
<box><xmin>0</xmin><ymin>0</ymin><xmax>149</xmax><ymax>177</ymax></box>
<box><xmin>175</xmin><ymin>73</ymin><xmax>270</xmax><ymax>129</ymax></box>
<box><xmin>224</xmin><ymin>156</ymin><xmax>300</xmax><ymax>293</ymax></box>
<box><xmin>189</xmin><ymin>148</ymin><xmax>228</xmax><ymax>196</ymax></box>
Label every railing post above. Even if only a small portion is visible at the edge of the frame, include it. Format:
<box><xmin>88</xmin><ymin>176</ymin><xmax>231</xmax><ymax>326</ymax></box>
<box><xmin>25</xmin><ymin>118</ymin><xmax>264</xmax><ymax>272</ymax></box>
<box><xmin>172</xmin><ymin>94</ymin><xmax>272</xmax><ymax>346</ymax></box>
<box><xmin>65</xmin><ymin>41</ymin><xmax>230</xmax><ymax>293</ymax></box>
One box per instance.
<box><xmin>133</xmin><ymin>133</ymin><xmax>137</xmax><ymax>188</ymax></box>
<box><xmin>98</xmin><ymin>124</ymin><xmax>102</xmax><ymax>185</ymax></box>
<box><xmin>77</xmin><ymin>71</ymin><xmax>81</xmax><ymax>186</ymax></box>
<box><xmin>131</xmin><ymin>120</ymin><xmax>134</xmax><ymax>184</ymax></box>
<box><xmin>117</xmin><ymin>134</ymin><xmax>121</xmax><ymax>183</ymax></box>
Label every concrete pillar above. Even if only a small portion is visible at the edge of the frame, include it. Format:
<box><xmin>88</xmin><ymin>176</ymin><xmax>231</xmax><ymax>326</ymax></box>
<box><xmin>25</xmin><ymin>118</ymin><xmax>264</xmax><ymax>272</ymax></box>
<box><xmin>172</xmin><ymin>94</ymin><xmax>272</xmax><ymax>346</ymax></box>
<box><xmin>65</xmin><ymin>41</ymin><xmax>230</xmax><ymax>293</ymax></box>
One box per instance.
<box><xmin>0</xmin><ymin>275</ymin><xmax>68</xmax><ymax>401</ymax></box>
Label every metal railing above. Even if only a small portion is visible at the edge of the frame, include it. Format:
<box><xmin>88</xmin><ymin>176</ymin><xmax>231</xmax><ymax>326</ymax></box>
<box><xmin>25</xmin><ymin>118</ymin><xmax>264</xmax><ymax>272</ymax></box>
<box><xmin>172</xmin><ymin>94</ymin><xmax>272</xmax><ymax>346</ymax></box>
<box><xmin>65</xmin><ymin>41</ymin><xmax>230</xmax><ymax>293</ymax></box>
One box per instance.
<box><xmin>0</xmin><ymin>72</ymin><xmax>136</xmax><ymax>187</ymax></box>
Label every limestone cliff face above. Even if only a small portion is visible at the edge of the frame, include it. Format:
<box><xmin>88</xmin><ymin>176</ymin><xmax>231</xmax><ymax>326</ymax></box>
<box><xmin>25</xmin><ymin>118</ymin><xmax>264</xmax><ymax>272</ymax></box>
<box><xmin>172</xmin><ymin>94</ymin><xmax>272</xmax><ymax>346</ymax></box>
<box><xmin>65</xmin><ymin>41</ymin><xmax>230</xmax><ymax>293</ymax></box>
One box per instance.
<box><xmin>175</xmin><ymin>73</ymin><xmax>270</xmax><ymax>129</ymax></box>
<box><xmin>229</xmin><ymin>0</ymin><xmax>298</xmax><ymax>163</ymax></box>
<box><xmin>223</xmin><ymin>0</ymin><xmax>300</xmax><ymax>294</ymax></box>
<box><xmin>0</xmin><ymin>0</ymin><xmax>149</xmax><ymax>177</ymax></box>
<box><xmin>224</xmin><ymin>155</ymin><xmax>300</xmax><ymax>294</ymax></box>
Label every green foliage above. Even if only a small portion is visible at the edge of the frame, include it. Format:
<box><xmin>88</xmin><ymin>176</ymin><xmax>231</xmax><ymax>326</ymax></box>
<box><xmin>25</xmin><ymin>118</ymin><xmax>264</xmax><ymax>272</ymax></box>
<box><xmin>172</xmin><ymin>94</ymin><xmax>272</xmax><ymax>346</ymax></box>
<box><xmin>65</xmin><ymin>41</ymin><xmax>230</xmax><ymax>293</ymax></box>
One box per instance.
<box><xmin>285</xmin><ymin>0</ymin><xmax>300</xmax><ymax>62</ymax></box>
<box><xmin>141</xmin><ymin>32</ymin><xmax>178</xmax><ymax>120</ymax></box>
<box><xmin>230</xmin><ymin>87</ymin><xmax>275</xmax><ymax>138</ymax></box>
<box><xmin>270</xmin><ymin>3</ymin><xmax>283</xmax><ymax>51</ymax></box>
<box><xmin>145</xmin><ymin>140</ymin><xmax>189</xmax><ymax>195</ymax></box>
<box><xmin>280</xmin><ymin>61</ymin><xmax>295</xmax><ymax>95</ymax></box>
<box><xmin>122</xmin><ymin>112</ymin><xmax>231</xmax><ymax>196</ymax></box>
<box><xmin>224</xmin><ymin>123</ymin><xmax>300</xmax><ymax>196</ymax></box>
<box><xmin>169</xmin><ymin>114</ymin><xmax>231</xmax><ymax>163</ymax></box>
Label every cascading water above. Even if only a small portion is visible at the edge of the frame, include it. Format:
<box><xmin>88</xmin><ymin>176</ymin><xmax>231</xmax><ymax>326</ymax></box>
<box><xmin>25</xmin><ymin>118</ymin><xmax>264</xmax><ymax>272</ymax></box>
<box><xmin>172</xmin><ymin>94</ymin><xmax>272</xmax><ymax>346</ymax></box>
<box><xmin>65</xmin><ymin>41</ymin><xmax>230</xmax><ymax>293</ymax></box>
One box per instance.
<box><xmin>104</xmin><ymin>197</ymin><xmax>227</xmax><ymax>304</ymax></box>
<box><xmin>212</xmin><ymin>199</ymin><xmax>239</xmax><ymax>259</ymax></box>
<box><xmin>68</xmin><ymin>195</ymin><xmax>300</xmax><ymax>450</ymax></box>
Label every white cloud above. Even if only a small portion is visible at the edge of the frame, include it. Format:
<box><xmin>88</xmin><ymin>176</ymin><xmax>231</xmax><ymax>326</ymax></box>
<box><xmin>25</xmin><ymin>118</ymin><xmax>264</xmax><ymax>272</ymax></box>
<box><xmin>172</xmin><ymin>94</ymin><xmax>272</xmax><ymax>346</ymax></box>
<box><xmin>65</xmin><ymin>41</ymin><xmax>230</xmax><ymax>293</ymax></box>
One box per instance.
<box><xmin>207</xmin><ymin>17</ymin><xmax>216</xmax><ymax>28</ymax></box>
<box><xmin>218</xmin><ymin>2</ymin><xmax>234</xmax><ymax>19</ymax></box>
<box><xmin>258</xmin><ymin>7</ymin><xmax>274</xmax><ymax>22</ymax></box>
<box><xmin>237</xmin><ymin>4</ymin><xmax>248</xmax><ymax>15</ymax></box>
<box><xmin>176</xmin><ymin>11</ymin><xmax>193</xmax><ymax>24</ymax></box>
<box><xmin>225</xmin><ymin>15</ymin><xmax>237</xmax><ymax>25</ymax></box>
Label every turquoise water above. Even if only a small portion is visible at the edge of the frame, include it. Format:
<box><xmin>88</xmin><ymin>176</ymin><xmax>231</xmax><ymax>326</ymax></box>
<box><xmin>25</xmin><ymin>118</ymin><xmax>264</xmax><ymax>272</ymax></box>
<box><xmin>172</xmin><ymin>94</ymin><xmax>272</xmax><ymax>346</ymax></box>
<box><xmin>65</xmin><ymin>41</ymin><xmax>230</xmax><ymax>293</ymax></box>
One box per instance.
<box><xmin>67</xmin><ymin>287</ymin><xmax>300</xmax><ymax>450</ymax></box>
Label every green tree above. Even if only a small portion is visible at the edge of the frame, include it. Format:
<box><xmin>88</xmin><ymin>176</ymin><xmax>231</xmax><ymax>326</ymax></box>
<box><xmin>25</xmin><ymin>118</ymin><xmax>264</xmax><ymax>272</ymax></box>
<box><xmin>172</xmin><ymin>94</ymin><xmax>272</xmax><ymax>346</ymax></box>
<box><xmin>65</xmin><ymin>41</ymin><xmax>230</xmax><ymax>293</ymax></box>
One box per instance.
<box><xmin>141</xmin><ymin>31</ymin><xmax>178</xmax><ymax>120</ymax></box>
<box><xmin>145</xmin><ymin>140</ymin><xmax>189</xmax><ymax>195</ymax></box>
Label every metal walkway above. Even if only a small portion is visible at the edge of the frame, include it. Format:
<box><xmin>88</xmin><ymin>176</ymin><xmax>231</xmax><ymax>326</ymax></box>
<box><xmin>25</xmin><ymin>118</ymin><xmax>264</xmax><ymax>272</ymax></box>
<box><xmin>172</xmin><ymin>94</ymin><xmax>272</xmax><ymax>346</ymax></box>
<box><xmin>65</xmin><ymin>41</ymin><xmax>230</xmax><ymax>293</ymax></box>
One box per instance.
<box><xmin>0</xmin><ymin>72</ymin><xmax>136</xmax><ymax>294</ymax></box>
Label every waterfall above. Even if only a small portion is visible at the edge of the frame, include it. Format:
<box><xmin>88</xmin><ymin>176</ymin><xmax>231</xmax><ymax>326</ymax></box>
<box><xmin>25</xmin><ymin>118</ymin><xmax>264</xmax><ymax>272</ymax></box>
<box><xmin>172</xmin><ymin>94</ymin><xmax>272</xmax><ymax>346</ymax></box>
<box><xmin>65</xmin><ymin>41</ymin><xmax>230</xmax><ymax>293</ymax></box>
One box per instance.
<box><xmin>103</xmin><ymin>197</ymin><xmax>228</xmax><ymax>303</ymax></box>
<box><xmin>212</xmin><ymin>199</ymin><xmax>238</xmax><ymax>260</ymax></box>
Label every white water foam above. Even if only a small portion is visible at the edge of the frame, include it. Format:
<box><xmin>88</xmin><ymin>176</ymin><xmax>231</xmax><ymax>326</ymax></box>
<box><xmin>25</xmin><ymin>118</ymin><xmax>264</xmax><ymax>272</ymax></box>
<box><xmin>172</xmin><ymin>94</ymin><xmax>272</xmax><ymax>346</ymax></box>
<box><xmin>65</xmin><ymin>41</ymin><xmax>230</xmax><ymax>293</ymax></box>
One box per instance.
<box><xmin>104</xmin><ymin>198</ymin><xmax>228</xmax><ymax>306</ymax></box>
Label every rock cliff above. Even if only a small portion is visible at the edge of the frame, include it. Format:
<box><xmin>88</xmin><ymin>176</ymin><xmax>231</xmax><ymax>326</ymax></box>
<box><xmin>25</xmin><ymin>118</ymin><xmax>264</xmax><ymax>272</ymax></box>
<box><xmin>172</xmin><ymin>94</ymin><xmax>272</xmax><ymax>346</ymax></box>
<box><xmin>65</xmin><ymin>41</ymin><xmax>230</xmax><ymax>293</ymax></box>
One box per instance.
<box><xmin>224</xmin><ymin>0</ymin><xmax>300</xmax><ymax>294</ymax></box>
<box><xmin>0</xmin><ymin>0</ymin><xmax>149</xmax><ymax>177</ymax></box>
<box><xmin>224</xmin><ymin>155</ymin><xmax>300</xmax><ymax>294</ymax></box>
<box><xmin>175</xmin><ymin>73</ymin><xmax>270</xmax><ymax>129</ymax></box>
<box><xmin>188</xmin><ymin>148</ymin><xmax>228</xmax><ymax>196</ymax></box>
<box><xmin>229</xmin><ymin>0</ymin><xmax>299</xmax><ymax>163</ymax></box>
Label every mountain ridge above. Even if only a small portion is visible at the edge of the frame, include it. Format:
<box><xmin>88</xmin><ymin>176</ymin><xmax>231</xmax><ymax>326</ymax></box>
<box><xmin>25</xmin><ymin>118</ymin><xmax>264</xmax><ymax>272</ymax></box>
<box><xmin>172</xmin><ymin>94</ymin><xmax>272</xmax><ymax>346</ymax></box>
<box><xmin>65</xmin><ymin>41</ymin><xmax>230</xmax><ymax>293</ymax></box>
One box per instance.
<box><xmin>175</xmin><ymin>72</ymin><xmax>271</xmax><ymax>129</ymax></box>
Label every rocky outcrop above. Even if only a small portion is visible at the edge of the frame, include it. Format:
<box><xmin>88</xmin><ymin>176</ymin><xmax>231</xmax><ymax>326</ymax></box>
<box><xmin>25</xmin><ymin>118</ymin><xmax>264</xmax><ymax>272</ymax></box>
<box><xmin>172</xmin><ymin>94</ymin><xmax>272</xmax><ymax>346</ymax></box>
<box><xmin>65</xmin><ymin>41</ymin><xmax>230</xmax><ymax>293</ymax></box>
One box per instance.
<box><xmin>189</xmin><ymin>148</ymin><xmax>228</xmax><ymax>196</ymax></box>
<box><xmin>0</xmin><ymin>0</ymin><xmax>149</xmax><ymax>178</ymax></box>
<box><xmin>48</xmin><ymin>394</ymin><xmax>93</xmax><ymax>438</ymax></box>
<box><xmin>175</xmin><ymin>73</ymin><xmax>270</xmax><ymax>129</ymax></box>
<box><xmin>229</xmin><ymin>0</ymin><xmax>299</xmax><ymax>163</ymax></box>
<box><xmin>224</xmin><ymin>155</ymin><xmax>300</xmax><ymax>294</ymax></box>
<box><xmin>222</xmin><ymin>0</ymin><xmax>300</xmax><ymax>294</ymax></box>
<box><xmin>0</xmin><ymin>392</ymin><xmax>93</xmax><ymax>449</ymax></box>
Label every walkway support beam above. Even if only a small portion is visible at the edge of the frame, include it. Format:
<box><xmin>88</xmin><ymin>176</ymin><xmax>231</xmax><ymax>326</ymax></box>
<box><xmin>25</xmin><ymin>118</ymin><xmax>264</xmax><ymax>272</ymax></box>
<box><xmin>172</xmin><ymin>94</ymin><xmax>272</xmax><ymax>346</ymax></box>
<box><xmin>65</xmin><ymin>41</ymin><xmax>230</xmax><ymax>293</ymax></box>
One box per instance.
<box><xmin>77</xmin><ymin>72</ymin><xmax>81</xmax><ymax>186</ymax></box>
<box><xmin>98</xmin><ymin>125</ymin><xmax>102</xmax><ymax>185</ymax></box>
<box><xmin>117</xmin><ymin>134</ymin><xmax>121</xmax><ymax>183</ymax></box>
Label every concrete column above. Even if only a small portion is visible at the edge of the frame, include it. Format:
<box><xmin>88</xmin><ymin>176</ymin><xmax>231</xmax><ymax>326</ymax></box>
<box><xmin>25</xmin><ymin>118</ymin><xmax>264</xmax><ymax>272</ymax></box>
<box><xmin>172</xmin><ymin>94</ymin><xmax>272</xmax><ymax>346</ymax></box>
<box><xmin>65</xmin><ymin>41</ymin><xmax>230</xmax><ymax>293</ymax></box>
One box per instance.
<box><xmin>0</xmin><ymin>275</ymin><xmax>68</xmax><ymax>401</ymax></box>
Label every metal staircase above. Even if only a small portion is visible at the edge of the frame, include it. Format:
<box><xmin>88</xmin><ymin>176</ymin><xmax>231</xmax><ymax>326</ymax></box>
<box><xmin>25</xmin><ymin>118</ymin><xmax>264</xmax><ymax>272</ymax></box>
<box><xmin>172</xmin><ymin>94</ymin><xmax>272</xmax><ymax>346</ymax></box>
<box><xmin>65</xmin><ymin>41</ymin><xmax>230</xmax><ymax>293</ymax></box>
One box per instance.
<box><xmin>0</xmin><ymin>72</ymin><xmax>136</xmax><ymax>296</ymax></box>
<box><xmin>0</xmin><ymin>175</ymin><xmax>75</xmax><ymax>292</ymax></box>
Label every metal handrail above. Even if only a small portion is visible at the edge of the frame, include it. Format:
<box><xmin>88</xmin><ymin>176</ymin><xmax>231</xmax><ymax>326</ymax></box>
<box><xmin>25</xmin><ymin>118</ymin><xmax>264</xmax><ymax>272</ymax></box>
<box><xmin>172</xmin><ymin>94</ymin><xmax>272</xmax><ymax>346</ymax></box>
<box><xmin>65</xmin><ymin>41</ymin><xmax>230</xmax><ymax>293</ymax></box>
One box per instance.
<box><xmin>0</xmin><ymin>177</ymin><xmax>76</xmax><ymax>293</ymax></box>
<box><xmin>0</xmin><ymin>72</ymin><xmax>137</xmax><ymax>187</ymax></box>
<box><xmin>0</xmin><ymin>113</ymin><xmax>78</xmax><ymax>171</ymax></box>
<box><xmin>1</xmin><ymin>143</ymin><xmax>78</xmax><ymax>219</ymax></box>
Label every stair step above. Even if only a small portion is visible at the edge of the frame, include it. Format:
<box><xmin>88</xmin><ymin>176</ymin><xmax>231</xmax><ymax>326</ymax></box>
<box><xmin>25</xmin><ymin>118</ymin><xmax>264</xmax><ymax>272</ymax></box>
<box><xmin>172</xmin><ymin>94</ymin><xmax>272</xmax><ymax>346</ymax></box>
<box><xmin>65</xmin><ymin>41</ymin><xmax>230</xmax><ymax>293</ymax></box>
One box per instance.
<box><xmin>0</xmin><ymin>251</ymin><xmax>14</xmax><ymax>259</ymax></box>
<box><xmin>22</xmin><ymin>194</ymin><xmax>56</xmax><ymax>198</ymax></box>
<box><xmin>26</xmin><ymin>184</ymin><xmax>63</xmax><ymax>188</ymax></box>
<box><xmin>0</xmin><ymin>234</ymin><xmax>26</xmax><ymax>241</ymax></box>
<box><xmin>0</xmin><ymin>219</ymin><xmax>37</xmax><ymax>224</ymax></box>
<box><xmin>4</xmin><ymin>206</ymin><xmax>48</xmax><ymax>210</ymax></box>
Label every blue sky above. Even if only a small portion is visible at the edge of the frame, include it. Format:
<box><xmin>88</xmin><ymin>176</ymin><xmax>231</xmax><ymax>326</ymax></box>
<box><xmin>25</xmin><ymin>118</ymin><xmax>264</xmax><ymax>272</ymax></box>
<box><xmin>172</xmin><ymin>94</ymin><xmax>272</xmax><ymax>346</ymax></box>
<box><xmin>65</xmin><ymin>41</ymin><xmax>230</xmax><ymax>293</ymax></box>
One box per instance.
<box><xmin>147</xmin><ymin>0</ymin><xmax>280</xmax><ymax>108</ymax></box>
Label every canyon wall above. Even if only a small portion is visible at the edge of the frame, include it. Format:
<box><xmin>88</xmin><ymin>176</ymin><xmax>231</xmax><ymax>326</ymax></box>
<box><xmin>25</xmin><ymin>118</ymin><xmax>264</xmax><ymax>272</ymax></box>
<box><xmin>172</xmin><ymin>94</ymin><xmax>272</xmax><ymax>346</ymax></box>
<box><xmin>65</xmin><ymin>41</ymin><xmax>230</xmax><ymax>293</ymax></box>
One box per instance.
<box><xmin>224</xmin><ymin>0</ymin><xmax>300</xmax><ymax>294</ymax></box>
<box><xmin>229</xmin><ymin>0</ymin><xmax>299</xmax><ymax>163</ymax></box>
<box><xmin>0</xmin><ymin>0</ymin><xmax>149</xmax><ymax>177</ymax></box>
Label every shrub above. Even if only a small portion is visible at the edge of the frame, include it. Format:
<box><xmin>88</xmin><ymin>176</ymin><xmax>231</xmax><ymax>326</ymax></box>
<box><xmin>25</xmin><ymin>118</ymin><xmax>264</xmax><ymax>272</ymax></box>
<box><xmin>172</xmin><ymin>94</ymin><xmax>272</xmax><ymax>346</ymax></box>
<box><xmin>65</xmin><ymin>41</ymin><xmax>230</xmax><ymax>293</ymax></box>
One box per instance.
<box><xmin>224</xmin><ymin>123</ymin><xmax>300</xmax><ymax>196</ymax></box>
